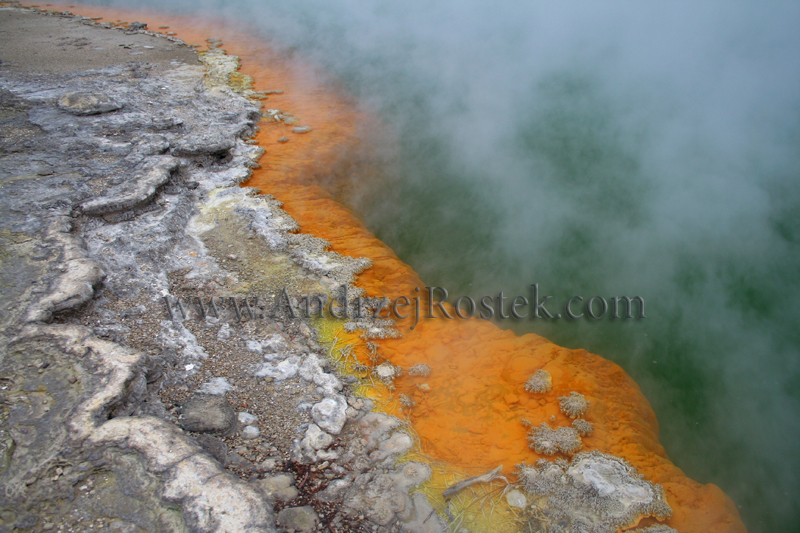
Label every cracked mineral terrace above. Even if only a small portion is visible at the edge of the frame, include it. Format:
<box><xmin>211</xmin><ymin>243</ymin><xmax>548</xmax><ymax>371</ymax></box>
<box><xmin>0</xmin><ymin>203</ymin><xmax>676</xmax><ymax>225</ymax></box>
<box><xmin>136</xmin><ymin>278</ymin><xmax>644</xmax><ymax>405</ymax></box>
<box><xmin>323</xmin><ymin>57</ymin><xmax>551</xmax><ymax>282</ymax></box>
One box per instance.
<box><xmin>0</xmin><ymin>3</ymin><xmax>747</xmax><ymax>533</ymax></box>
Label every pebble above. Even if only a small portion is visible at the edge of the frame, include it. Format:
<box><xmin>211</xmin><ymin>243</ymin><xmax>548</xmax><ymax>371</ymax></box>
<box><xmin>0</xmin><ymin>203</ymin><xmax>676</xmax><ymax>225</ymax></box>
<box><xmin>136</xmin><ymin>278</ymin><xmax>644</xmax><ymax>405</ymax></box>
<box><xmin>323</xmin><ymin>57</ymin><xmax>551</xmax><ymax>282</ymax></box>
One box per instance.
<box><xmin>302</xmin><ymin>423</ymin><xmax>334</xmax><ymax>450</ymax></box>
<box><xmin>241</xmin><ymin>425</ymin><xmax>260</xmax><ymax>440</ymax></box>
<box><xmin>178</xmin><ymin>394</ymin><xmax>237</xmax><ymax>435</ymax></box>
<box><xmin>291</xmin><ymin>126</ymin><xmax>312</xmax><ymax>134</ymax></box>
<box><xmin>57</xmin><ymin>91</ymin><xmax>122</xmax><ymax>116</ymax></box>
<box><xmin>274</xmin><ymin>486</ymin><xmax>299</xmax><ymax>501</ymax></box>
<box><xmin>311</xmin><ymin>396</ymin><xmax>348</xmax><ymax>435</ymax></box>
<box><xmin>276</xmin><ymin>506</ymin><xmax>318</xmax><ymax>532</ymax></box>
<box><xmin>238</xmin><ymin>412</ymin><xmax>258</xmax><ymax>425</ymax></box>
<box><xmin>258</xmin><ymin>473</ymin><xmax>293</xmax><ymax>495</ymax></box>
<box><xmin>198</xmin><ymin>377</ymin><xmax>233</xmax><ymax>395</ymax></box>
<box><xmin>245</xmin><ymin>340</ymin><xmax>263</xmax><ymax>353</ymax></box>
<box><xmin>258</xmin><ymin>457</ymin><xmax>280</xmax><ymax>471</ymax></box>
<box><xmin>506</xmin><ymin>489</ymin><xmax>527</xmax><ymax>509</ymax></box>
<box><xmin>194</xmin><ymin>434</ymin><xmax>228</xmax><ymax>464</ymax></box>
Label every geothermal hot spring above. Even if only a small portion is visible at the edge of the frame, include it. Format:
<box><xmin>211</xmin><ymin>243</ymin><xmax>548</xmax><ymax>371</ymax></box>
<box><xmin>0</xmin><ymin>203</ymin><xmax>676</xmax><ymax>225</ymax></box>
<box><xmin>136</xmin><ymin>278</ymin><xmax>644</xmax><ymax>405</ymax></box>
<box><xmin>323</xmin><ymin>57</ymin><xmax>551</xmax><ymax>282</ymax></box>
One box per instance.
<box><xmin>42</xmin><ymin>2</ymin><xmax>800</xmax><ymax>532</ymax></box>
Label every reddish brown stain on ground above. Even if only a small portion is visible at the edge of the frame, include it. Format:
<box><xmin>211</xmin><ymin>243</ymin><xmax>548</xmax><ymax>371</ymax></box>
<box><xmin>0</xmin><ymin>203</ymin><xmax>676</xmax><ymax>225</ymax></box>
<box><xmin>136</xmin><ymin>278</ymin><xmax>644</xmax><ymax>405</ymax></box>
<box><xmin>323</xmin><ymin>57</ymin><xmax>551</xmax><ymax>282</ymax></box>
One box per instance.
<box><xmin>36</xmin><ymin>4</ymin><xmax>747</xmax><ymax>531</ymax></box>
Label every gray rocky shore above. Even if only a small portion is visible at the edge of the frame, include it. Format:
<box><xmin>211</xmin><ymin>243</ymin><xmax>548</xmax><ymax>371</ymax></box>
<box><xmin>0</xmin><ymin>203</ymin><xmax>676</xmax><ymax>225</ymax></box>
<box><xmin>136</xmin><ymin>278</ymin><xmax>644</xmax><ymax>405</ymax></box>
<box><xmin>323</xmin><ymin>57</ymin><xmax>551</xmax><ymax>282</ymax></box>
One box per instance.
<box><xmin>0</xmin><ymin>5</ymin><xmax>441</xmax><ymax>532</ymax></box>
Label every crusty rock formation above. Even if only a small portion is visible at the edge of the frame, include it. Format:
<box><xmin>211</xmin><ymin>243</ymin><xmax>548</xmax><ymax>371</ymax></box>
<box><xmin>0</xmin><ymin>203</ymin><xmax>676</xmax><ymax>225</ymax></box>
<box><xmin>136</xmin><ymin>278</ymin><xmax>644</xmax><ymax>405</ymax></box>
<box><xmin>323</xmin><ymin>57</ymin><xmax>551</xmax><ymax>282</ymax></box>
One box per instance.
<box><xmin>516</xmin><ymin>451</ymin><xmax>673</xmax><ymax>532</ymax></box>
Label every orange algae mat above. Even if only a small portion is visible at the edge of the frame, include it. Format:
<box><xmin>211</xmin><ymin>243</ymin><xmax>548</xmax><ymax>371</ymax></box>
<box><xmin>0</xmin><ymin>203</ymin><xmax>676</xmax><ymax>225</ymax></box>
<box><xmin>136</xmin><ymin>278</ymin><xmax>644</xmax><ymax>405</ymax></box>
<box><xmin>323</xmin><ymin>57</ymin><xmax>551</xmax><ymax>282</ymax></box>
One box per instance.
<box><xmin>34</xmin><ymin>3</ymin><xmax>748</xmax><ymax>532</ymax></box>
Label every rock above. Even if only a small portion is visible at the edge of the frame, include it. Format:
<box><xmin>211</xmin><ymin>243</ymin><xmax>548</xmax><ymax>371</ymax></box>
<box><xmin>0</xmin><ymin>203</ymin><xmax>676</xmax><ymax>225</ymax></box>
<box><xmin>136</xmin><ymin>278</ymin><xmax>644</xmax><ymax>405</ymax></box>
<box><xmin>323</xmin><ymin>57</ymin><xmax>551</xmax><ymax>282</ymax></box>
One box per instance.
<box><xmin>516</xmin><ymin>451</ymin><xmax>673</xmax><ymax>530</ymax></box>
<box><xmin>303</xmin><ymin>423</ymin><xmax>334</xmax><ymax>450</ymax></box>
<box><xmin>357</xmin><ymin>412</ymin><xmax>402</xmax><ymax>448</ymax></box>
<box><xmin>109</xmin><ymin>520</ymin><xmax>142</xmax><ymax>532</ymax></box>
<box><xmin>373</xmin><ymin>432</ymin><xmax>413</xmax><ymax>462</ymax></box>
<box><xmin>274</xmin><ymin>486</ymin><xmax>299</xmax><ymax>501</ymax></box>
<box><xmin>198</xmin><ymin>376</ymin><xmax>233</xmax><ymax>395</ymax></box>
<box><xmin>276</xmin><ymin>506</ymin><xmax>318</xmax><ymax>532</ymax></box>
<box><xmin>227</xmin><ymin>451</ymin><xmax>251</xmax><ymax>468</ymax></box>
<box><xmin>14</xmin><ymin>514</ymin><xmax>38</xmax><ymax>529</ymax></box>
<box><xmin>506</xmin><ymin>489</ymin><xmax>527</xmax><ymax>509</ymax></box>
<box><xmin>311</xmin><ymin>396</ymin><xmax>348</xmax><ymax>435</ymax></box>
<box><xmin>80</xmin><ymin>156</ymin><xmax>178</xmax><ymax>216</ymax></box>
<box><xmin>119</xmin><ymin>305</ymin><xmax>146</xmax><ymax>318</ymax></box>
<box><xmin>258</xmin><ymin>457</ymin><xmax>280</xmax><ymax>471</ymax></box>
<box><xmin>339</xmin><ymin>472</ymin><xmax>411</xmax><ymax>527</ymax></box>
<box><xmin>291</xmin><ymin>126</ymin><xmax>312</xmax><ymax>134</ymax></box>
<box><xmin>238</xmin><ymin>411</ymin><xmax>258</xmax><ymax>425</ymax></box>
<box><xmin>315</xmin><ymin>448</ymin><xmax>339</xmax><ymax>461</ymax></box>
<box><xmin>255</xmin><ymin>355</ymin><xmax>301</xmax><ymax>381</ymax></box>
<box><xmin>57</xmin><ymin>91</ymin><xmax>122</xmax><ymax>115</ymax></box>
<box><xmin>194</xmin><ymin>434</ymin><xmax>228</xmax><ymax>465</ymax></box>
<box><xmin>347</xmin><ymin>397</ymin><xmax>365</xmax><ymax>410</ymax></box>
<box><xmin>179</xmin><ymin>394</ymin><xmax>237</xmax><ymax>435</ymax></box>
<box><xmin>128</xmin><ymin>21</ymin><xmax>147</xmax><ymax>30</ymax></box>
<box><xmin>299</xmin><ymin>354</ymin><xmax>343</xmax><ymax>395</ymax></box>
<box><xmin>631</xmin><ymin>526</ymin><xmax>679</xmax><ymax>533</ymax></box>
<box><xmin>0</xmin><ymin>17</ymin><xmax>278</xmax><ymax>533</ymax></box>
<box><xmin>258</xmin><ymin>473</ymin><xmax>296</xmax><ymax>500</ymax></box>
<box><xmin>261</xmin><ymin>334</ymin><xmax>288</xmax><ymax>352</ymax></box>
<box><xmin>241</xmin><ymin>425</ymin><xmax>260</xmax><ymax>440</ymax></box>
<box><xmin>387</xmin><ymin>462</ymin><xmax>431</xmax><ymax>490</ymax></box>
<box><xmin>316</xmin><ymin>479</ymin><xmax>351</xmax><ymax>502</ymax></box>
<box><xmin>217</xmin><ymin>323</ymin><xmax>233</xmax><ymax>341</ymax></box>
<box><xmin>174</xmin><ymin>131</ymin><xmax>235</xmax><ymax>156</ymax></box>
<box><xmin>277</xmin><ymin>136</ymin><xmax>289</xmax><ymax>143</ymax></box>
<box><xmin>403</xmin><ymin>493</ymin><xmax>448</xmax><ymax>532</ymax></box>
<box><xmin>245</xmin><ymin>340</ymin><xmax>263</xmax><ymax>353</ymax></box>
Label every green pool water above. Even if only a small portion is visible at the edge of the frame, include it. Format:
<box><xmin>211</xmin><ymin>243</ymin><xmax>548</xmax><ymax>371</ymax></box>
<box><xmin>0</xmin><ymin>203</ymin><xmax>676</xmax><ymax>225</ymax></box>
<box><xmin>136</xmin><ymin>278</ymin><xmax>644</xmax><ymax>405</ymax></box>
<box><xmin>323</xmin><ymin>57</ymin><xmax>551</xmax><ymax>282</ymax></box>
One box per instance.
<box><xmin>349</xmin><ymin>74</ymin><xmax>800</xmax><ymax>532</ymax></box>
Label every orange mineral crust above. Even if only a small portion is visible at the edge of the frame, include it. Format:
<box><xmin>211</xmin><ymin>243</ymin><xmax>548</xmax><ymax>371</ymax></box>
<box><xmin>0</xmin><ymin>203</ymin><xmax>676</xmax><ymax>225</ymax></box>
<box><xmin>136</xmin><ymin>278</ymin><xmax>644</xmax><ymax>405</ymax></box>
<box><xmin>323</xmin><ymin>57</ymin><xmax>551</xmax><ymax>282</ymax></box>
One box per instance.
<box><xmin>32</xmin><ymin>4</ymin><xmax>747</xmax><ymax>532</ymax></box>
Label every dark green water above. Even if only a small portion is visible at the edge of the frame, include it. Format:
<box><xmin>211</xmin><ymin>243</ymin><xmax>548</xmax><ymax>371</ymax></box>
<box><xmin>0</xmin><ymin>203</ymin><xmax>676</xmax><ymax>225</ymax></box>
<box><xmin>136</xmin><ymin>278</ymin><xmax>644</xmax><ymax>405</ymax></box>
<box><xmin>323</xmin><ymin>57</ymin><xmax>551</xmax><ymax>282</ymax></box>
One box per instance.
<box><xmin>98</xmin><ymin>2</ymin><xmax>800</xmax><ymax>530</ymax></box>
<box><xmin>354</xmin><ymin>72</ymin><xmax>800</xmax><ymax>533</ymax></box>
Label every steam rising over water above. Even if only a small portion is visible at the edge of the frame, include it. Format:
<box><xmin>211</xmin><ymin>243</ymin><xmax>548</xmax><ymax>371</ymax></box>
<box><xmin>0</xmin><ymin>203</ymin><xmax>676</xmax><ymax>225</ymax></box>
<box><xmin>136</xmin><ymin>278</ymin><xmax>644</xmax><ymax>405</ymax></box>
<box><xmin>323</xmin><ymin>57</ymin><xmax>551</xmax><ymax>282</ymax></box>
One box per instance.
<box><xmin>96</xmin><ymin>1</ymin><xmax>800</xmax><ymax>530</ymax></box>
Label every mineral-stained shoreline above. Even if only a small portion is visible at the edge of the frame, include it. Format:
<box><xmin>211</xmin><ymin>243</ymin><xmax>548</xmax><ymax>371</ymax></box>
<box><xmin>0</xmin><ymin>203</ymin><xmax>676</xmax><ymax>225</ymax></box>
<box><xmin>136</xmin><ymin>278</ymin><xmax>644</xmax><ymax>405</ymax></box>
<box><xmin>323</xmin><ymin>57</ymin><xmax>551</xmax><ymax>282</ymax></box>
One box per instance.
<box><xmin>0</xmin><ymin>4</ymin><xmax>747</xmax><ymax>533</ymax></box>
